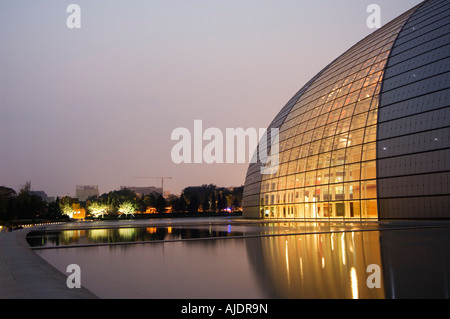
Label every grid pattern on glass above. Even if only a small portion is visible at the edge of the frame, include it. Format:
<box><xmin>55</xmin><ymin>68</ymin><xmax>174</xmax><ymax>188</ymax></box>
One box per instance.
<box><xmin>258</xmin><ymin>8</ymin><xmax>417</xmax><ymax>220</ymax></box>
<box><xmin>242</xmin><ymin>73</ymin><xmax>325</xmax><ymax>219</ymax></box>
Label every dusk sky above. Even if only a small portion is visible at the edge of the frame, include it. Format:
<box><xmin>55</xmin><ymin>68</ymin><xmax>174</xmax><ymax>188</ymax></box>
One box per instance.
<box><xmin>0</xmin><ymin>0</ymin><xmax>422</xmax><ymax>197</ymax></box>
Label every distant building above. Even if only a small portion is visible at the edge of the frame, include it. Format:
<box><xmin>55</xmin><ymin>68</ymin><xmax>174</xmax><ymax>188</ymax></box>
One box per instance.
<box><xmin>120</xmin><ymin>186</ymin><xmax>162</xmax><ymax>198</ymax></box>
<box><xmin>30</xmin><ymin>190</ymin><xmax>49</xmax><ymax>202</ymax></box>
<box><xmin>76</xmin><ymin>185</ymin><xmax>99</xmax><ymax>201</ymax></box>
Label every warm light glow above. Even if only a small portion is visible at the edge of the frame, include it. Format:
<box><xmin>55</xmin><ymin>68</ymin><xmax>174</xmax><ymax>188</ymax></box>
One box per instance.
<box><xmin>252</xmin><ymin>11</ymin><xmax>409</xmax><ymax>221</ymax></box>
<box><xmin>88</xmin><ymin>202</ymin><xmax>109</xmax><ymax>218</ymax></box>
<box><xmin>285</xmin><ymin>240</ymin><xmax>290</xmax><ymax>284</ymax></box>
<box><xmin>351</xmin><ymin>267</ymin><xmax>359</xmax><ymax>299</ymax></box>
<box><xmin>119</xmin><ymin>228</ymin><xmax>135</xmax><ymax>239</ymax></box>
<box><xmin>89</xmin><ymin>229</ymin><xmax>108</xmax><ymax>239</ymax></box>
<box><xmin>118</xmin><ymin>201</ymin><xmax>137</xmax><ymax>217</ymax></box>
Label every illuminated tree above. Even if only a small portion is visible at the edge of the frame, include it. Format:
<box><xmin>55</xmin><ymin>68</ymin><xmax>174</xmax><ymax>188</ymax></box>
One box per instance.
<box><xmin>60</xmin><ymin>202</ymin><xmax>74</xmax><ymax>218</ymax></box>
<box><xmin>59</xmin><ymin>197</ymin><xmax>80</xmax><ymax>218</ymax></box>
<box><xmin>88</xmin><ymin>201</ymin><xmax>109</xmax><ymax>218</ymax></box>
<box><xmin>118</xmin><ymin>201</ymin><xmax>137</xmax><ymax>218</ymax></box>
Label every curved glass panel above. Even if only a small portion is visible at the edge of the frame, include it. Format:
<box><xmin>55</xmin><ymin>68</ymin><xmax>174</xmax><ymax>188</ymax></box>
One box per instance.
<box><xmin>253</xmin><ymin>7</ymin><xmax>418</xmax><ymax>220</ymax></box>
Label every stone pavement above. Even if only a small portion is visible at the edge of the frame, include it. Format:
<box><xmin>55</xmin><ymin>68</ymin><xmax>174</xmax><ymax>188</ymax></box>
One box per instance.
<box><xmin>0</xmin><ymin>227</ymin><xmax>97</xmax><ymax>299</ymax></box>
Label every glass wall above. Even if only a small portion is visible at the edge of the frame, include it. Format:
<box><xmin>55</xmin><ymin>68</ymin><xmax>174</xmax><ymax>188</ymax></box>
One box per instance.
<box><xmin>258</xmin><ymin>8</ymin><xmax>415</xmax><ymax>220</ymax></box>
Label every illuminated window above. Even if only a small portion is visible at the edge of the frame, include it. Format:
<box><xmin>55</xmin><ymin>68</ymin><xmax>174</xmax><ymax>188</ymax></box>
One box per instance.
<box><xmin>255</xmin><ymin>9</ymin><xmax>412</xmax><ymax>221</ymax></box>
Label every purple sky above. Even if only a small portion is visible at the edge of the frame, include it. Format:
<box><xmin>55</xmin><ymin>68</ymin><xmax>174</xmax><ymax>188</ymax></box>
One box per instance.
<box><xmin>0</xmin><ymin>0</ymin><xmax>422</xmax><ymax>197</ymax></box>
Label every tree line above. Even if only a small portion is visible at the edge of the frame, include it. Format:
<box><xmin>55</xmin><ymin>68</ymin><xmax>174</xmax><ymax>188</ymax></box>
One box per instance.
<box><xmin>0</xmin><ymin>182</ymin><xmax>243</xmax><ymax>222</ymax></box>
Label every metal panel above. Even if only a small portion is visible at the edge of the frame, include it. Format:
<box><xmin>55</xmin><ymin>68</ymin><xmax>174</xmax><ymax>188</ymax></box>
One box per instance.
<box><xmin>378</xmin><ymin>0</ymin><xmax>450</xmax><ymax>219</ymax></box>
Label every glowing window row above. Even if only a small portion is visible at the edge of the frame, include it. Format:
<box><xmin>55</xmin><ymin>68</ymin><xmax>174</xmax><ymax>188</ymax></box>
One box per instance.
<box><xmin>271</xmin><ymin>139</ymin><xmax>377</xmax><ymax>181</ymax></box>
<box><xmin>279</xmin><ymin>113</ymin><xmax>378</xmax><ymax>162</ymax></box>
<box><xmin>261</xmin><ymin>179</ymin><xmax>377</xmax><ymax>205</ymax></box>
<box><xmin>263</xmin><ymin>159</ymin><xmax>377</xmax><ymax>191</ymax></box>
<box><xmin>262</xmin><ymin>200</ymin><xmax>378</xmax><ymax>219</ymax></box>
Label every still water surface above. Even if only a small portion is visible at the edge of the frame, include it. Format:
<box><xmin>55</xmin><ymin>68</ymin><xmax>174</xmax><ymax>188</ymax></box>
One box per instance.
<box><xmin>30</xmin><ymin>219</ymin><xmax>450</xmax><ymax>299</ymax></box>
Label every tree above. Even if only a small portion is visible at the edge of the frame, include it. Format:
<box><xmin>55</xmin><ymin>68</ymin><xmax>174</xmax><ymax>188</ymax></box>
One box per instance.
<box><xmin>0</xmin><ymin>186</ymin><xmax>16</xmax><ymax>220</ymax></box>
<box><xmin>155</xmin><ymin>194</ymin><xmax>167</xmax><ymax>214</ymax></box>
<box><xmin>211</xmin><ymin>191</ymin><xmax>217</xmax><ymax>213</ymax></box>
<box><xmin>231</xmin><ymin>186</ymin><xmax>244</xmax><ymax>212</ymax></box>
<box><xmin>202</xmin><ymin>195</ymin><xmax>210</xmax><ymax>212</ymax></box>
<box><xmin>59</xmin><ymin>196</ymin><xmax>79</xmax><ymax>218</ymax></box>
<box><xmin>13</xmin><ymin>182</ymin><xmax>47</xmax><ymax>219</ymax></box>
<box><xmin>20</xmin><ymin>181</ymin><xmax>31</xmax><ymax>194</ymax></box>
<box><xmin>105</xmin><ymin>188</ymin><xmax>137</xmax><ymax>214</ymax></box>
<box><xmin>231</xmin><ymin>197</ymin><xmax>241</xmax><ymax>212</ymax></box>
<box><xmin>60</xmin><ymin>203</ymin><xmax>75</xmax><ymax>218</ymax></box>
<box><xmin>118</xmin><ymin>201</ymin><xmax>138</xmax><ymax>218</ymax></box>
<box><xmin>171</xmin><ymin>194</ymin><xmax>187</xmax><ymax>213</ymax></box>
<box><xmin>217</xmin><ymin>192</ymin><xmax>227</xmax><ymax>211</ymax></box>
<box><xmin>188</xmin><ymin>193</ymin><xmax>200</xmax><ymax>213</ymax></box>
<box><xmin>179</xmin><ymin>194</ymin><xmax>187</xmax><ymax>212</ymax></box>
<box><xmin>87</xmin><ymin>201</ymin><xmax>109</xmax><ymax>218</ymax></box>
<box><xmin>46</xmin><ymin>197</ymin><xmax>63</xmax><ymax>219</ymax></box>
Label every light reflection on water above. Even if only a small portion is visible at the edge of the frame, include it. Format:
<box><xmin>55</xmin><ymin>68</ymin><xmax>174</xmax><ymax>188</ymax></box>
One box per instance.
<box><xmin>246</xmin><ymin>231</ymin><xmax>385</xmax><ymax>299</ymax></box>
<box><xmin>26</xmin><ymin>226</ymin><xmax>242</xmax><ymax>247</ymax></box>
<box><xmin>32</xmin><ymin>221</ymin><xmax>450</xmax><ymax>299</ymax></box>
<box><xmin>36</xmin><ymin>237</ymin><xmax>263</xmax><ymax>299</ymax></box>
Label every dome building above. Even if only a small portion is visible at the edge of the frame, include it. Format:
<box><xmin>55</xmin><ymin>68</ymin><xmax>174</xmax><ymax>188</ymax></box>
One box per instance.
<box><xmin>243</xmin><ymin>0</ymin><xmax>450</xmax><ymax>220</ymax></box>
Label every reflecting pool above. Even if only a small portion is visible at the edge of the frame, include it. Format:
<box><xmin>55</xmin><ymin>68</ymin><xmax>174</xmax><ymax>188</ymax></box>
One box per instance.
<box><xmin>26</xmin><ymin>226</ymin><xmax>244</xmax><ymax>248</ymax></box>
<box><xmin>32</xmin><ymin>219</ymin><xmax>450</xmax><ymax>299</ymax></box>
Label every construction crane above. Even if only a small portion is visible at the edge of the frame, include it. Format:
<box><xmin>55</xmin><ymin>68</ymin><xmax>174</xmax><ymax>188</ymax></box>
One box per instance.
<box><xmin>132</xmin><ymin>177</ymin><xmax>172</xmax><ymax>194</ymax></box>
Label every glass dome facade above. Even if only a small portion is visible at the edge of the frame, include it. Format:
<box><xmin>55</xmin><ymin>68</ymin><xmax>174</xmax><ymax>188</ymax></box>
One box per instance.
<box><xmin>243</xmin><ymin>0</ymin><xmax>450</xmax><ymax>220</ymax></box>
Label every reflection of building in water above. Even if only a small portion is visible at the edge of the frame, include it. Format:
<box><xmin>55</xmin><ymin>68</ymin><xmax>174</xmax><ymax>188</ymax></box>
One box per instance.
<box><xmin>246</xmin><ymin>230</ymin><xmax>385</xmax><ymax>299</ymax></box>
<box><xmin>246</xmin><ymin>225</ymin><xmax>450</xmax><ymax>299</ymax></box>
<box><xmin>380</xmin><ymin>228</ymin><xmax>450</xmax><ymax>299</ymax></box>
<box><xmin>243</xmin><ymin>0</ymin><xmax>450</xmax><ymax>220</ymax></box>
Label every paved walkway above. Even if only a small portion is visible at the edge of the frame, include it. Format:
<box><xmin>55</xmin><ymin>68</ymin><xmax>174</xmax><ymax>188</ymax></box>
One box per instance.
<box><xmin>0</xmin><ymin>227</ymin><xmax>97</xmax><ymax>299</ymax></box>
